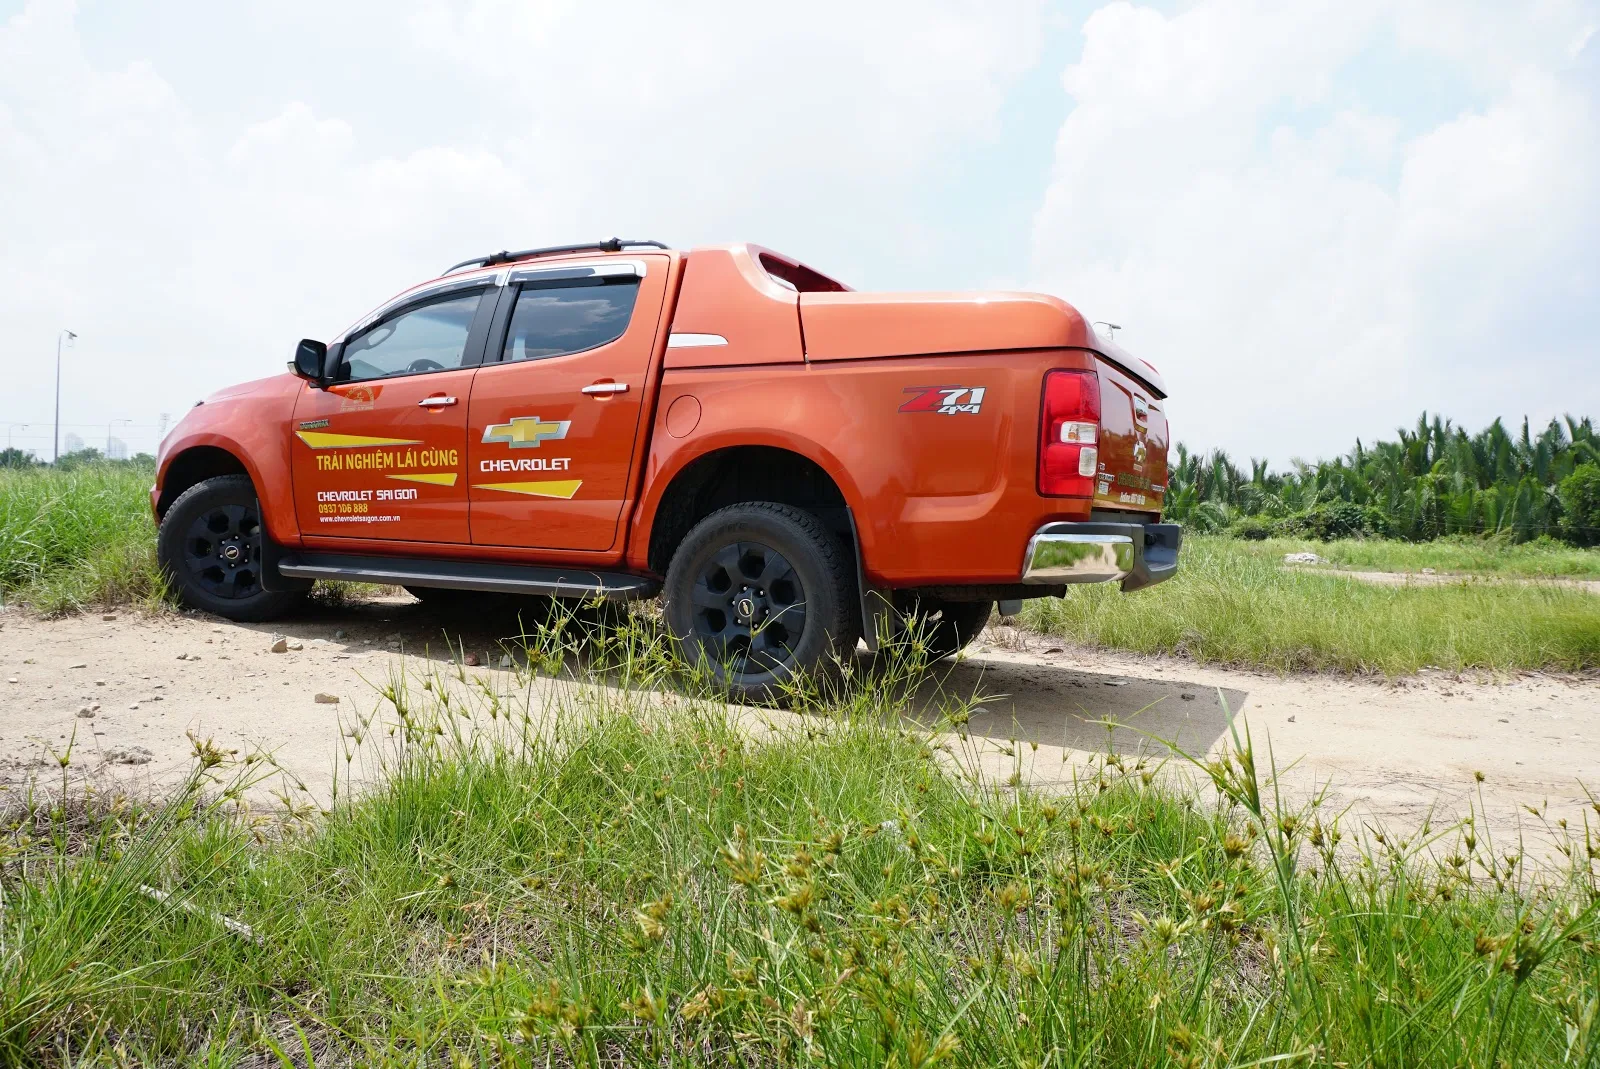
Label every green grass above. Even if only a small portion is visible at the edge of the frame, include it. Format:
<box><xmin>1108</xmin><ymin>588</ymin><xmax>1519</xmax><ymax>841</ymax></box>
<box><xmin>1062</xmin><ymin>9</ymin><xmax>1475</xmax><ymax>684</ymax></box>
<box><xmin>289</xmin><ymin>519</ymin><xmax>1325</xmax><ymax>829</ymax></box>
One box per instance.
<box><xmin>1232</xmin><ymin>534</ymin><xmax>1600</xmax><ymax>579</ymax></box>
<box><xmin>2</xmin><ymin>615</ymin><xmax>1598</xmax><ymax>1066</ymax></box>
<box><xmin>1023</xmin><ymin>536</ymin><xmax>1600</xmax><ymax>675</ymax></box>
<box><xmin>0</xmin><ymin>462</ymin><xmax>164</xmax><ymax>613</ymax></box>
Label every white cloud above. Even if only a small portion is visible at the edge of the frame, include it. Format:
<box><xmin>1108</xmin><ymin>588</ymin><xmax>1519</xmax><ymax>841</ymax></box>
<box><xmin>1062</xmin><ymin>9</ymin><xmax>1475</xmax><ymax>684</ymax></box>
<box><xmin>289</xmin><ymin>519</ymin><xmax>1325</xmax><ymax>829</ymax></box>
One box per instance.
<box><xmin>0</xmin><ymin>0</ymin><xmax>1041</xmax><ymax>456</ymax></box>
<box><xmin>2</xmin><ymin>0</ymin><xmax>1594</xmax><ymax>469</ymax></box>
<box><xmin>1030</xmin><ymin>0</ymin><xmax>1599</xmax><ymax>463</ymax></box>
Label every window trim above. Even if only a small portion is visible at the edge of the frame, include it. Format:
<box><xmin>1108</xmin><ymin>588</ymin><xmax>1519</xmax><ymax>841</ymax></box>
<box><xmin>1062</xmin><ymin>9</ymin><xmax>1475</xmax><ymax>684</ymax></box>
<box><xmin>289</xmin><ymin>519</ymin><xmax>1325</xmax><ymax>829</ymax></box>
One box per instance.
<box><xmin>486</xmin><ymin>274</ymin><xmax>643</xmax><ymax>366</ymax></box>
<box><xmin>336</xmin><ymin>259</ymin><xmax>647</xmax><ymax>343</ymax></box>
<box><xmin>329</xmin><ymin>283</ymin><xmax>499</xmax><ymax>386</ymax></box>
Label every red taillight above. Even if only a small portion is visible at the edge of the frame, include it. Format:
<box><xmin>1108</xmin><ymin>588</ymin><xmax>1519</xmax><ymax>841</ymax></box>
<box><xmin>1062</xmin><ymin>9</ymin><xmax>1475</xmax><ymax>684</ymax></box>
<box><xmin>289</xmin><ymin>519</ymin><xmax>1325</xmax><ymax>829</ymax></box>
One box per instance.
<box><xmin>1038</xmin><ymin>369</ymin><xmax>1102</xmax><ymax>497</ymax></box>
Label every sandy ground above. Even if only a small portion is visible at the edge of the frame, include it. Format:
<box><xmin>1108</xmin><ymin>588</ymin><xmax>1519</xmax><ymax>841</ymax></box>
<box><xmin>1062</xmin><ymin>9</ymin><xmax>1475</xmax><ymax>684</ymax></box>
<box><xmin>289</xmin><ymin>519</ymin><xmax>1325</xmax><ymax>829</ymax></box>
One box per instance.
<box><xmin>2</xmin><ymin>598</ymin><xmax>1597</xmax><ymax>857</ymax></box>
<box><xmin>1288</xmin><ymin>564</ymin><xmax>1600</xmax><ymax>595</ymax></box>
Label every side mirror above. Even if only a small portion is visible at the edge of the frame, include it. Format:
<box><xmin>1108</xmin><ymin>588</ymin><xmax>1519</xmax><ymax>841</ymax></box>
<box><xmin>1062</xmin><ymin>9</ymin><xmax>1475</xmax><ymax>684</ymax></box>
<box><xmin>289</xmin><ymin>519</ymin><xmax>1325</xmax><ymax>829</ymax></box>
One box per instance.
<box><xmin>290</xmin><ymin>339</ymin><xmax>327</xmax><ymax>385</ymax></box>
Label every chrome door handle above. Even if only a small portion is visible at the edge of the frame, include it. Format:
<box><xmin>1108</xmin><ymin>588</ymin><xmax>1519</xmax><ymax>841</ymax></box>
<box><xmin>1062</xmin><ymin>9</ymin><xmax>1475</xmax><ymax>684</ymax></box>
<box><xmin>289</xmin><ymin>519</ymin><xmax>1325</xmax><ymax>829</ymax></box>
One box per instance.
<box><xmin>581</xmin><ymin>383</ymin><xmax>629</xmax><ymax>395</ymax></box>
<box><xmin>418</xmin><ymin>395</ymin><xmax>458</xmax><ymax>407</ymax></box>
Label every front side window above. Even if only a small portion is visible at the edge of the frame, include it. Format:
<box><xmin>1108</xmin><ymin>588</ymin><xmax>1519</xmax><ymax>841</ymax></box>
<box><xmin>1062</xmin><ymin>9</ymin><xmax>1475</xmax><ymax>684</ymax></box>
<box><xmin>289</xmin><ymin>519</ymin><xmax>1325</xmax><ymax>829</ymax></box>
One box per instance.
<box><xmin>338</xmin><ymin>291</ymin><xmax>484</xmax><ymax>382</ymax></box>
<box><xmin>502</xmin><ymin>278</ymin><xmax>639</xmax><ymax>362</ymax></box>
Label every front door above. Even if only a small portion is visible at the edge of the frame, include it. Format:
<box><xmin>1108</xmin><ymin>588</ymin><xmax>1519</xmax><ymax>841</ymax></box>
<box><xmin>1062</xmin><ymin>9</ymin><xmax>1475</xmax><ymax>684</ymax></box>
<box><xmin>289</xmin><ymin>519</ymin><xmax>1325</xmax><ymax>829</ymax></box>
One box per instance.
<box><xmin>291</xmin><ymin>285</ymin><xmax>495</xmax><ymax>544</ymax></box>
<box><xmin>467</xmin><ymin>257</ymin><xmax>667</xmax><ymax>551</ymax></box>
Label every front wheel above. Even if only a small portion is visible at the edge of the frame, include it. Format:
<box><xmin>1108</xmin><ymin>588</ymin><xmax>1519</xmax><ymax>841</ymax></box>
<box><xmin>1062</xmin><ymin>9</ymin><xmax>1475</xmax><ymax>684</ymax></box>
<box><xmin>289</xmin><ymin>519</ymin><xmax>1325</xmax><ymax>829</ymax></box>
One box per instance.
<box><xmin>157</xmin><ymin>475</ymin><xmax>303</xmax><ymax>622</ymax></box>
<box><xmin>662</xmin><ymin>502</ymin><xmax>859</xmax><ymax>701</ymax></box>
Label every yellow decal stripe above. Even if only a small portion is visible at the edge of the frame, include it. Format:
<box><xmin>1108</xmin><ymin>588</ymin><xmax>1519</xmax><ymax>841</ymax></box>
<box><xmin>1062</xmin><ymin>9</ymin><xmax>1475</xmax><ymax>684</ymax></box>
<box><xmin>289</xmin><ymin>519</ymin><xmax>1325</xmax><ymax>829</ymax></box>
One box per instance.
<box><xmin>474</xmin><ymin>480</ymin><xmax>582</xmax><ymax>500</ymax></box>
<box><xmin>296</xmin><ymin>431</ymin><xmax>423</xmax><ymax>449</ymax></box>
<box><xmin>387</xmin><ymin>472</ymin><xmax>459</xmax><ymax>487</ymax></box>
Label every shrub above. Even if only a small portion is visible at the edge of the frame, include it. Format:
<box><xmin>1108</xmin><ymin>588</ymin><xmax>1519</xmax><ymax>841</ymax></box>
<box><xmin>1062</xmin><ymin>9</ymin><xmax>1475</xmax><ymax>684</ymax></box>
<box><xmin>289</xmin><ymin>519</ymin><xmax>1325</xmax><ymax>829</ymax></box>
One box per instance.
<box><xmin>1227</xmin><ymin>516</ymin><xmax>1273</xmax><ymax>540</ymax></box>
<box><xmin>1559</xmin><ymin>462</ymin><xmax>1600</xmax><ymax>546</ymax></box>
<box><xmin>1298</xmin><ymin>502</ymin><xmax>1370</xmax><ymax>541</ymax></box>
<box><xmin>1272</xmin><ymin>513</ymin><xmax>1311</xmax><ymax>538</ymax></box>
<box><xmin>1362</xmin><ymin>506</ymin><xmax>1397</xmax><ymax>539</ymax></box>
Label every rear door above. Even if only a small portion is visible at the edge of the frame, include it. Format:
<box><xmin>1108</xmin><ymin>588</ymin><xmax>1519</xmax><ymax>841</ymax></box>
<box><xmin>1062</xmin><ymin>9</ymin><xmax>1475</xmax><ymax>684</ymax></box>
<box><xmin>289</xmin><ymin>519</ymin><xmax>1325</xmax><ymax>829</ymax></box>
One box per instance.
<box><xmin>467</xmin><ymin>257</ymin><xmax>668</xmax><ymax>551</ymax></box>
<box><xmin>291</xmin><ymin>282</ymin><xmax>497</xmax><ymax>543</ymax></box>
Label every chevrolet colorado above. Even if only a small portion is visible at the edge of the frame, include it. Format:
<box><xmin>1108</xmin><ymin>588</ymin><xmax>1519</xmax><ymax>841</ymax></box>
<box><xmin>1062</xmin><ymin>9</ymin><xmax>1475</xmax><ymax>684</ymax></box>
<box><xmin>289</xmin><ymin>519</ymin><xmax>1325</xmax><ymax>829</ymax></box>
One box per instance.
<box><xmin>153</xmin><ymin>238</ymin><xmax>1180</xmax><ymax>696</ymax></box>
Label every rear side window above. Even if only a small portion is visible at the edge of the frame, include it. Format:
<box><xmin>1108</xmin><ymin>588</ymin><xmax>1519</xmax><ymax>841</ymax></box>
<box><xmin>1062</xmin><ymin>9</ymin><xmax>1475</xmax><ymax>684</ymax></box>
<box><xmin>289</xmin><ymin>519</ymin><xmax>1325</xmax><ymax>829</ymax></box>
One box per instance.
<box><xmin>502</xmin><ymin>277</ymin><xmax>639</xmax><ymax>362</ymax></box>
<box><xmin>339</xmin><ymin>291</ymin><xmax>484</xmax><ymax>382</ymax></box>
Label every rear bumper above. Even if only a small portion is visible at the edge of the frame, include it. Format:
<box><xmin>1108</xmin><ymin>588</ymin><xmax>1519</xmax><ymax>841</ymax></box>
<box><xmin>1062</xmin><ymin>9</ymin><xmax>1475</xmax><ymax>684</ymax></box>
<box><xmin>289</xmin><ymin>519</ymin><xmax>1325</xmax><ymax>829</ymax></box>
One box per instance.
<box><xmin>1021</xmin><ymin>521</ymin><xmax>1182</xmax><ymax>593</ymax></box>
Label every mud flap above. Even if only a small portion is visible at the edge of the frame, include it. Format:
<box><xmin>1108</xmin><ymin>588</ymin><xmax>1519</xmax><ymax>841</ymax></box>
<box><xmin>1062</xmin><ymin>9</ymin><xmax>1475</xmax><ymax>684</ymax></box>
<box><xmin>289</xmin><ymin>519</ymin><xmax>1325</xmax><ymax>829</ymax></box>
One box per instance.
<box><xmin>258</xmin><ymin>502</ymin><xmax>313</xmax><ymax>594</ymax></box>
<box><xmin>847</xmin><ymin>507</ymin><xmax>899</xmax><ymax>653</ymax></box>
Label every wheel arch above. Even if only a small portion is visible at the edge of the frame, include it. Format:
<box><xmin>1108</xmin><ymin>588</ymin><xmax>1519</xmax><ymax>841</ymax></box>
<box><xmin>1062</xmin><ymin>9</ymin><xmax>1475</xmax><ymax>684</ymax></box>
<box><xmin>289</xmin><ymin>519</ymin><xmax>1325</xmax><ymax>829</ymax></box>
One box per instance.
<box><xmin>155</xmin><ymin>444</ymin><xmax>252</xmax><ymax>520</ymax></box>
<box><xmin>639</xmin><ymin>442</ymin><xmax>863</xmax><ymax>578</ymax></box>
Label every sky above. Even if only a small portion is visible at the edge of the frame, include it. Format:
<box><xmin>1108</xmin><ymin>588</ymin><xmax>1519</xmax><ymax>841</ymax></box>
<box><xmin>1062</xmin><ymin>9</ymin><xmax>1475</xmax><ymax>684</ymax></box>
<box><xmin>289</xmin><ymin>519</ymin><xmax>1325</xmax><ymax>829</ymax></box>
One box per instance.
<box><xmin>1</xmin><ymin>0</ymin><xmax>1595</xmax><ymax>465</ymax></box>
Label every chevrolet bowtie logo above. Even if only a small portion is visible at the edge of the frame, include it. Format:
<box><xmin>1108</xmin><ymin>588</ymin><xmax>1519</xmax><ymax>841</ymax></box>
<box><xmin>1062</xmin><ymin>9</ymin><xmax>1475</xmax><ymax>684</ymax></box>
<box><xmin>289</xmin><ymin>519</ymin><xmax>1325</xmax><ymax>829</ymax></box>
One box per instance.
<box><xmin>481</xmin><ymin>416</ymin><xmax>570</xmax><ymax>448</ymax></box>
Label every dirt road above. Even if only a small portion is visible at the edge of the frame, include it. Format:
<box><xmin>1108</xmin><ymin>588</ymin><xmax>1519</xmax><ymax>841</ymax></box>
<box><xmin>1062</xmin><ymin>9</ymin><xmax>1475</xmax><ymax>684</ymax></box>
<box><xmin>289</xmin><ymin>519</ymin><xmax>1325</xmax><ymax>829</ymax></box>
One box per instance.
<box><xmin>3</xmin><ymin>598</ymin><xmax>1596</xmax><ymax>854</ymax></box>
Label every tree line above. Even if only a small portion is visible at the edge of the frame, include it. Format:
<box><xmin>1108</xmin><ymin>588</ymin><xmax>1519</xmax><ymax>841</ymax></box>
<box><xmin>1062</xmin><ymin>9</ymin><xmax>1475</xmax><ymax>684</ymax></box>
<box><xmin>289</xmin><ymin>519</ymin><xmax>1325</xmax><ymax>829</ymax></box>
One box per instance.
<box><xmin>0</xmin><ymin>447</ymin><xmax>155</xmax><ymax>470</ymax></box>
<box><xmin>1165</xmin><ymin>413</ymin><xmax>1600</xmax><ymax>546</ymax></box>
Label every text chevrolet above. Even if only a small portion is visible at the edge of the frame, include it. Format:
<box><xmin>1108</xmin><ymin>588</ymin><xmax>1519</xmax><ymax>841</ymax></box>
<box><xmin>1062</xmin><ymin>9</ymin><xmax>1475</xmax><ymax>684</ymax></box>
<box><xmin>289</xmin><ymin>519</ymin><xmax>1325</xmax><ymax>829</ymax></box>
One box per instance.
<box><xmin>154</xmin><ymin>239</ymin><xmax>1180</xmax><ymax>696</ymax></box>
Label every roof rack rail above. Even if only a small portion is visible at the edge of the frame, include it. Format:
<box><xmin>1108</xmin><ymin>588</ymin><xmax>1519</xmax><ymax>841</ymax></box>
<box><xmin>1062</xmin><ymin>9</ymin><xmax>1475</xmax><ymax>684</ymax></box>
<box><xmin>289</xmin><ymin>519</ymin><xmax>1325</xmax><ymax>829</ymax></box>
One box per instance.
<box><xmin>441</xmin><ymin>238</ymin><xmax>669</xmax><ymax>276</ymax></box>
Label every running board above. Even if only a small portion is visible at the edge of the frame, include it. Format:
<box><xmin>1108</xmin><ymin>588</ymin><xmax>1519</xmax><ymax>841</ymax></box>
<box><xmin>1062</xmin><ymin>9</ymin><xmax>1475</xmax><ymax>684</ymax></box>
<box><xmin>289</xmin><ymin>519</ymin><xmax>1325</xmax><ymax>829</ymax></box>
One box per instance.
<box><xmin>276</xmin><ymin>552</ymin><xmax>660</xmax><ymax>602</ymax></box>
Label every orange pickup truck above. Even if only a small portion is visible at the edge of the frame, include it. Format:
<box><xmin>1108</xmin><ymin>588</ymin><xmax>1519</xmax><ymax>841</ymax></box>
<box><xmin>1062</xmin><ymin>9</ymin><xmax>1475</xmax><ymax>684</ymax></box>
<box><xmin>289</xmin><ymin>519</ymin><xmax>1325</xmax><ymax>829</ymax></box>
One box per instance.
<box><xmin>153</xmin><ymin>239</ymin><xmax>1179</xmax><ymax>695</ymax></box>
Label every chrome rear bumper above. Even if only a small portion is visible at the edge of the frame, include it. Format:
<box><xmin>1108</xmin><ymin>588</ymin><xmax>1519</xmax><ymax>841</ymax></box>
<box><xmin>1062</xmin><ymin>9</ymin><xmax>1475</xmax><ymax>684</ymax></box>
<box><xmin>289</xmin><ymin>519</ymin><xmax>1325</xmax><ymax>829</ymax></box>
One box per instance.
<box><xmin>1021</xmin><ymin>521</ymin><xmax>1182</xmax><ymax>592</ymax></box>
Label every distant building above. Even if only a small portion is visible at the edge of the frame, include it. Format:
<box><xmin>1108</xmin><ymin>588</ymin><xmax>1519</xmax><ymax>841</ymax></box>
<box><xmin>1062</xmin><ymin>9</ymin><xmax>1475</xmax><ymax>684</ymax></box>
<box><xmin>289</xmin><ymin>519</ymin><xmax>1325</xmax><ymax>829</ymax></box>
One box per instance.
<box><xmin>106</xmin><ymin>436</ymin><xmax>128</xmax><ymax>461</ymax></box>
<box><xmin>63</xmin><ymin>432</ymin><xmax>84</xmax><ymax>453</ymax></box>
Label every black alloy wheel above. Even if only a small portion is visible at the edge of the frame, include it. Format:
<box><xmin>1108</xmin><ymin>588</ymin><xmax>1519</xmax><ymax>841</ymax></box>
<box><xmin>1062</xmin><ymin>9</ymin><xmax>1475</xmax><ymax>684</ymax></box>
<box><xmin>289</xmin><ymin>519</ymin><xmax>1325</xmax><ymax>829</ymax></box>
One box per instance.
<box><xmin>688</xmin><ymin>541</ymin><xmax>808</xmax><ymax>673</ymax></box>
<box><xmin>663</xmin><ymin>502</ymin><xmax>858</xmax><ymax>700</ymax></box>
<box><xmin>183</xmin><ymin>502</ymin><xmax>264</xmax><ymax>601</ymax></box>
<box><xmin>157</xmin><ymin>475</ymin><xmax>303</xmax><ymax>622</ymax></box>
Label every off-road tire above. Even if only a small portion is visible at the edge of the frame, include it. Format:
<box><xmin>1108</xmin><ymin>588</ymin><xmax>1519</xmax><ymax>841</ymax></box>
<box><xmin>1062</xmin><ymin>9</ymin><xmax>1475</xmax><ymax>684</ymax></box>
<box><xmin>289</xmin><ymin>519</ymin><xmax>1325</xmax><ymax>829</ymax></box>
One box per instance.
<box><xmin>662</xmin><ymin>502</ymin><xmax>859</xmax><ymax>701</ymax></box>
<box><xmin>894</xmin><ymin>593</ymin><xmax>993</xmax><ymax>661</ymax></box>
<box><xmin>157</xmin><ymin>475</ymin><xmax>303</xmax><ymax>622</ymax></box>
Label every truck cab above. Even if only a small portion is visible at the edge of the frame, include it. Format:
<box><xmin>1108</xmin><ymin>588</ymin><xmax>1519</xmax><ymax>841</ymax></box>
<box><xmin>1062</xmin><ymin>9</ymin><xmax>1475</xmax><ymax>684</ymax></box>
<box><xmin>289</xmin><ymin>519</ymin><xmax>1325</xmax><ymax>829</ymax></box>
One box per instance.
<box><xmin>153</xmin><ymin>238</ymin><xmax>1179</xmax><ymax>698</ymax></box>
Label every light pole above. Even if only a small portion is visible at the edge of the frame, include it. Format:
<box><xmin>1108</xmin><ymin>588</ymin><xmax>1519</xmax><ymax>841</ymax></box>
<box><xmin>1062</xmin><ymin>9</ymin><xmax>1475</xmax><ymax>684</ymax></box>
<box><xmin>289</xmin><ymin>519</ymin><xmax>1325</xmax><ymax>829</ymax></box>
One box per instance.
<box><xmin>1093</xmin><ymin>321</ymin><xmax>1122</xmax><ymax>340</ymax></box>
<box><xmin>54</xmin><ymin>329</ymin><xmax>77</xmax><ymax>463</ymax></box>
<box><xmin>6</xmin><ymin>423</ymin><xmax>25</xmax><ymax>451</ymax></box>
<box><xmin>106</xmin><ymin>418</ymin><xmax>132</xmax><ymax>459</ymax></box>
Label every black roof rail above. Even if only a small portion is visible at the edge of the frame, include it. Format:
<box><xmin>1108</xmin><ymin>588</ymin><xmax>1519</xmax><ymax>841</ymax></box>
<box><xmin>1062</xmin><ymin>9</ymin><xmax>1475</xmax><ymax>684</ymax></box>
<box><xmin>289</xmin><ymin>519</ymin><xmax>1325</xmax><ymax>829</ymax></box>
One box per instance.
<box><xmin>442</xmin><ymin>238</ymin><xmax>670</xmax><ymax>276</ymax></box>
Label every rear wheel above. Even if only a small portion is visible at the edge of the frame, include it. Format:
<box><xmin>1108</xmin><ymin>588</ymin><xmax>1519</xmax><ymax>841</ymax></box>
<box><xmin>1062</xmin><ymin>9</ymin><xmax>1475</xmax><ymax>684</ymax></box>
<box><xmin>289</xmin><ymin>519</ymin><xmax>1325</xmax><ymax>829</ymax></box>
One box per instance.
<box><xmin>893</xmin><ymin>593</ymin><xmax>992</xmax><ymax>661</ymax></box>
<box><xmin>662</xmin><ymin>502</ymin><xmax>858</xmax><ymax>701</ymax></box>
<box><xmin>157</xmin><ymin>475</ymin><xmax>303</xmax><ymax>622</ymax></box>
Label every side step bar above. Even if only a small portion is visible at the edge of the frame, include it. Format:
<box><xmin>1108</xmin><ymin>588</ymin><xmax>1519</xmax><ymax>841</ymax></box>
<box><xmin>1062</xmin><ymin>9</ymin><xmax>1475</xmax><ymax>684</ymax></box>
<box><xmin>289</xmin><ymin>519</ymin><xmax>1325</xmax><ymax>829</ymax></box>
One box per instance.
<box><xmin>276</xmin><ymin>552</ymin><xmax>660</xmax><ymax>603</ymax></box>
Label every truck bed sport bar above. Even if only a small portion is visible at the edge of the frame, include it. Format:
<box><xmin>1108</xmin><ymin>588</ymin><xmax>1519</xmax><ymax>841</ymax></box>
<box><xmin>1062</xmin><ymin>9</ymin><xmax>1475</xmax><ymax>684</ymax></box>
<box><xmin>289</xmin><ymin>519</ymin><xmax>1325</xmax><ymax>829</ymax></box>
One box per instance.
<box><xmin>442</xmin><ymin>238</ymin><xmax>670</xmax><ymax>276</ymax></box>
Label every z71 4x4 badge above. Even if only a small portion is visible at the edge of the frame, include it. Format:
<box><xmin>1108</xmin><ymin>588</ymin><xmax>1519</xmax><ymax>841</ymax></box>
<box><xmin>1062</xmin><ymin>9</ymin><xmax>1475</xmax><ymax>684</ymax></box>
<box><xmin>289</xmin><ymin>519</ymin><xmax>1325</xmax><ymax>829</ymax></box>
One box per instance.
<box><xmin>899</xmin><ymin>386</ymin><xmax>986</xmax><ymax>415</ymax></box>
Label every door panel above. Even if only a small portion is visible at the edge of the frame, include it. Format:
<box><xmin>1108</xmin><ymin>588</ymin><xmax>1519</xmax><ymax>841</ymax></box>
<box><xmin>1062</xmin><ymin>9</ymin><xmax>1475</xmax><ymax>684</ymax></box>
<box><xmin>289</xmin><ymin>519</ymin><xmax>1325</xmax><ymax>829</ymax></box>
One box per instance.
<box><xmin>291</xmin><ymin>371</ymin><xmax>477</xmax><ymax>542</ymax></box>
<box><xmin>289</xmin><ymin>286</ymin><xmax>497</xmax><ymax>544</ymax></box>
<box><xmin>468</xmin><ymin>262</ymin><xmax>668</xmax><ymax>551</ymax></box>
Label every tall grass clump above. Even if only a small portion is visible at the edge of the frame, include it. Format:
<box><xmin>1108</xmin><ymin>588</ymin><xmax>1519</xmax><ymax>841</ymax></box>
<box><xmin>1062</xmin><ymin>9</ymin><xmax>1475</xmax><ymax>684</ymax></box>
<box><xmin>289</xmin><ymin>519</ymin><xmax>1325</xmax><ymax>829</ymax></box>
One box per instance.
<box><xmin>1023</xmin><ymin>536</ymin><xmax>1600</xmax><ymax>675</ymax></box>
<box><xmin>2</xmin><ymin>609</ymin><xmax>1598</xmax><ymax>1064</ymax></box>
<box><xmin>0</xmin><ymin>461</ymin><xmax>163</xmax><ymax>613</ymax></box>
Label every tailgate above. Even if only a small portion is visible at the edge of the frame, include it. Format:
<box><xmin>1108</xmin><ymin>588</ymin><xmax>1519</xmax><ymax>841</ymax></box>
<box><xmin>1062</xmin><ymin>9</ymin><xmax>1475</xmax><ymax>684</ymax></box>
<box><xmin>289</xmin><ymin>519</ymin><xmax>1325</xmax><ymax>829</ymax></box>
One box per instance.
<box><xmin>1093</xmin><ymin>359</ymin><xmax>1168</xmax><ymax>514</ymax></box>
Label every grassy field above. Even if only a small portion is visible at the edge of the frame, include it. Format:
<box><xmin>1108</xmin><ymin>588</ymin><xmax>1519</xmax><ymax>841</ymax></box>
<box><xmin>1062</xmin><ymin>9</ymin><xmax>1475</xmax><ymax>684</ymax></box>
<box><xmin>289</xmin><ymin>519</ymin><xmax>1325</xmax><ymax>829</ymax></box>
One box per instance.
<box><xmin>1230</xmin><ymin>534</ymin><xmax>1600</xmax><ymax>579</ymax></box>
<box><xmin>3</xmin><ymin>617</ymin><xmax>1597</xmax><ymax>1066</ymax></box>
<box><xmin>1023</xmin><ymin>535</ymin><xmax>1600</xmax><ymax>675</ymax></box>
<box><xmin>0</xmin><ymin>461</ymin><xmax>163</xmax><ymax>614</ymax></box>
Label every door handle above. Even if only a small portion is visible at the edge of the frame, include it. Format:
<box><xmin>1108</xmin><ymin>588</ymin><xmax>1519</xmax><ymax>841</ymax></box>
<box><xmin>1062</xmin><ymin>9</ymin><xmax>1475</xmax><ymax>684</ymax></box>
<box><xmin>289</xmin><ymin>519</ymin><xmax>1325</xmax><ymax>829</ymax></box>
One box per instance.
<box><xmin>418</xmin><ymin>395</ymin><xmax>458</xmax><ymax>407</ymax></box>
<box><xmin>581</xmin><ymin>382</ymin><xmax>629</xmax><ymax>396</ymax></box>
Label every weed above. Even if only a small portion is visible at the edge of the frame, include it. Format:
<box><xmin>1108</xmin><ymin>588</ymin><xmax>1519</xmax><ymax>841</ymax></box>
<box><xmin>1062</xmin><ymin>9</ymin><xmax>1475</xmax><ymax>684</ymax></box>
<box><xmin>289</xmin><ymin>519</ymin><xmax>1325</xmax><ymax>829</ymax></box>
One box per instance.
<box><xmin>1</xmin><ymin>614</ymin><xmax>1596</xmax><ymax>1064</ymax></box>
